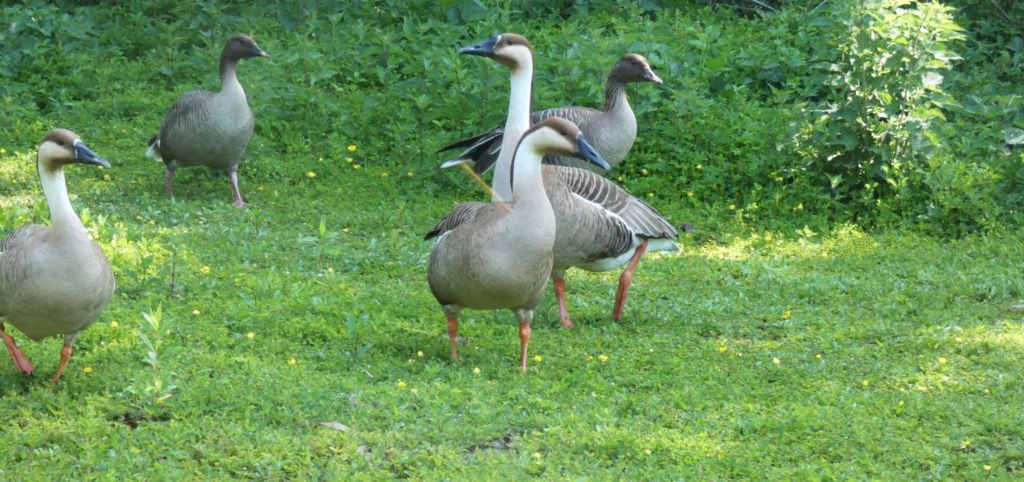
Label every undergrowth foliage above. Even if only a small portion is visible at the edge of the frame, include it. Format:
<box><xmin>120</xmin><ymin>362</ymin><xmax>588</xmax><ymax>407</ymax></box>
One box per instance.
<box><xmin>0</xmin><ymin>1</ymin><xmax>1019</xmax><ymax>234</ymax></box>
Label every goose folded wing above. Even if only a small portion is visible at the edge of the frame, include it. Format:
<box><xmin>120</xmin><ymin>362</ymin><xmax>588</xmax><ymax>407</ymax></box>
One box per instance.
<box><xmin>555</xmin><ymin>168</ymin><xmax>677</xmax><ymax>239</ymax></box>
<box><xmin>424</xmin><ymin>202</ymin><xmax>490</xmax><ymax>240</ymax></box>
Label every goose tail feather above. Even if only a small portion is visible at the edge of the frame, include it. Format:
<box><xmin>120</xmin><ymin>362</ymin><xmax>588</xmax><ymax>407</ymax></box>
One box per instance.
<box><xmin>145</xmin><ymin>135</ymin><xmax>162</xmax><ymax>161</ymax></box>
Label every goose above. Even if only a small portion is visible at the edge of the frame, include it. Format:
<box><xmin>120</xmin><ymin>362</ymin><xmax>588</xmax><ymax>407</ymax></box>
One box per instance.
<box><xmin>451</xmin><ymin>34</ymin><xmax>678</xmax><ymax>329</ymax></box>
<box><xmin>146</xmin><ymin>34</ymin><xmax>268</xmax><ymax>206</ymax></box>
<box><xmin>425</xmin><ymin>117</ymin><xmax>611</xmax><ymax>371</ymax></box>
<box><xmin>0</xmin><ymin>129</ymin><xmax>115</xmax><ymax>384</ymax></box>
<box><xmin>439</xmin><ymin>52</ymin><xmax>662</xmax><ymax>174</ymax></box>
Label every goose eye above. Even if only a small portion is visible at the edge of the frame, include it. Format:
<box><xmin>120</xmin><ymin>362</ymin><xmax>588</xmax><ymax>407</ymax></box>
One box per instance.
<box><xmin>57</xmin><ymin>140</ymin><xmax>66</xmax><ymax>146</ymax></box>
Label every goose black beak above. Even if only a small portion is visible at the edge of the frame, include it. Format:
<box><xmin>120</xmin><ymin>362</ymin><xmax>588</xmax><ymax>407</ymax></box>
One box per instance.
<box><xmin>254</xmin><ymin>46</ymin><xmax>269</xmax><ymax>58</ymax></box>
<box><xmin>74</xmin><ymin>140</ymin><xmax>110</xmax><ymax>168</ymax></box>
<box><xmin>644</xmin><ymin>68</ymin><xmax>663</xmax><ymax>84</ymax></box>
<box><xmin>574</xmin><ymin>133</ymin><xmax>611</xmax><ymax>171</ymax></box>
<box><xmin>459</xmin><ymin>35</ymin><xmax>499</xmax><ymax>57</ymax></box>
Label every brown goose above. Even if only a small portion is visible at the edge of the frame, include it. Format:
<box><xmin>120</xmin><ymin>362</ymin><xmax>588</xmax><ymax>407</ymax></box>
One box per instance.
<box><xmin>439</xmin><ymin>53</ymin><xmax>662</xmax><ymax>173</ymax></box>
<box><xmin>0</xmin><ymin>129</ymin><xmax>115</xmax><ymax>384</ymax></box>
<box><xmin>451</xmin><ymin>34</ymin><xmax>678</xmax><ymax>329</ymax></box>
<box><xmin>426</xmin><ymin>117</ymin><xmax>610</xmax><ymax>371</ymax></box>
<box><xmin>146</xmin><ymin>34</ymin><xmax>268</xmax><ymax>206</ymax></box>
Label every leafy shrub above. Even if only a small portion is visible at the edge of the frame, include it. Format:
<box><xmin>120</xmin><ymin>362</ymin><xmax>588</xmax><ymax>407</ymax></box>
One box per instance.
<box><xmin>788</xmin><ymin>0</ymin><xmax>964</xmax><ymax>218</ymax></box>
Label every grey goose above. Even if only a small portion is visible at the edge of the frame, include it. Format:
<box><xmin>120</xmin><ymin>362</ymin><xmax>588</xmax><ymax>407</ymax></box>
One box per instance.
<box><xmin>439</xmin><ymin>52</ymin><xmax>662</xmax><ymax>174</ymax></box>
<box><xmin>1</xmin><ymin>129</ymin><xmax>115</xmax><ymax>384</ymax></box>
<box><xmin>146</xmin><ymin>34</ymin><xmax>268</xmax><ymax>206</ymax></box>
<box><xmin>451</xmin><ymin>33</ymin><xmax>678</xmax><ymax>329</ymax></box>
<box><xmin>426</xmin><ymin>117</ymin><xmax>611</xmax><ymax>371</ymax></box>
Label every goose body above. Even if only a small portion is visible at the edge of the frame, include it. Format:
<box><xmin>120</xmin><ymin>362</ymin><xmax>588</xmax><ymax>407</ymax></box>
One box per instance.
<box><xmin>452</xmin><ymin>34</ymin><xmax>678</xmax><ymax>329</ymax></box>
<box><xmin>0</xmin><ymin>129</ymin><xmax>114</xmax><ymax>384</ymax></box>
<box><xmin>146</xmin><ymin>34</ymin><xmax>268</xmax><ymax>206</ymax></box>
<box><xmin>426</xmin><ymin>114</ymin><xmax>610</xmax><ymax>371</ymax></box>
<box><xmin>439</xmin><ymin>53</ymin><xmax>662</xmax><ymax>173</ymax></box>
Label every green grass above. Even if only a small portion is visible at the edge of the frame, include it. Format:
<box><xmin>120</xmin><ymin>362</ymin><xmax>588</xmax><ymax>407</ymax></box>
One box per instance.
<box><xmin>2</xmin><ymin>138</ymin><xmax>1022</xmax><ymax>478</ymax></box>
<box><xmin>2</xmin><ymin>1</ymin><xmax>1023</xmax><ymax>479</ymax></box>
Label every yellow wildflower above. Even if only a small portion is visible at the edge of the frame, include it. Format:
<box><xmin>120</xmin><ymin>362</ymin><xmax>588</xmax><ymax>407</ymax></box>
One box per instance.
<box><xmin>246</xmin><ymin>332</ymin><xmax>255</xmax><ymax>340</ymax></box>
<box><xmin>598</xmin><ymin>354</ymin><xmax>609</xmax><ymax>363</ymax></box>
<box><xmin>984</xmin><ymin>465</ymin><xmax>991</xmax><ymax>471</ymax></box>
<box><xmin>306</xmin><ymin>171</ymin><xmax>317</xmax><ymax>178</ymax></box>
<box><xmin>862</xmin><ymin>380</ymin><xmax>870</xmax><ymax>387</ymax></box>
<box><xmin>772</xmin><ymin>357</ymin><xmax>781</xmax><ymax>365</ymax></box>
<box><xmin>410</xmin><ymin>388</ymin><xmax>418</xmax><ymax>394</ymax></box>
<box><xmin>939</xmin><ymin>357</ymin><xmax>948</xmax><ymax>364</ymax></box>
<box><xmin>200</xmin><ymin>266</ymin><xmax>211</xmax><ymax>274</ymax></box>
<box><xmin>781</xmin><ymin>309</ymin><xmax>792</xmax><ymax>320</ymax></box>
<box><xmin>396</xmin><ymin>380</ymin><xmax>407</xmax><ymax>388</ymax></box>
<box><xmin>417</xmin><ymin>350</ymin><xmax>424</xmax><ymax>357</ymax></box>
<box><xmin>110</xmin><ymin>321</ymin><xmax>119</xmax><ymax>328</ymax></box>
<box><xmin>82</xmin><ymin>366</ymin><xmax>93</xmax><ymax>374</ymax></box>
<box><xmin>473</xmin><ymin>367</ymin><xmax>481</xmax><ymax>374</ymax></box>
<box><xmin>103</xmin><ymin>174</ymin><xmax>111</xmax><ymax>181</ymax></box>
<box><xmin>347</xmin><ymin>145</ymin><xmax>357</xmax><ymax>152</ymax></box>
<box><xmin>718</xmin><ymin>345</ymin><xmax>728</xmax><ymax>353</ymax></box>
<box><xmin>287</xmin><ymin>358</ymin><xmax>297</xmax><ymax>366</ymax></box>
<box><xmin>532</xmin><ymin>355</ymin><xmax>542</xmax><ymax>363</ymax></box>
<box><xmin>192</xmin><ymin>309</ymin><xmax>200</xmax><ymax>316</ymax></box>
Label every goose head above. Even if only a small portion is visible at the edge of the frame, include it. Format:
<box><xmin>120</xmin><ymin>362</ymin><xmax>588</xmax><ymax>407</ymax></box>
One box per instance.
<box><xmin>611</xmin><ymin>53</ymin><xmax>662</xmax><ymax>84</ymax></box>
<box><xmin>459</xmin><ymin>33</ymin><xmax>533</xmax><ymax>70</ymax></box>
<box><xmin>223</xmin><ymin>34</ymin><xmax>269</xmax><ymax>60</ymax></box>
<box><xmin>37</xmin><ymin>129</ymin><xmax>110</xmax><ymax>172</ymax></box>
<box><xmin>523</xmin><ymin>117</ymin><xmax>611</xmax><ymax>171</ymax></box>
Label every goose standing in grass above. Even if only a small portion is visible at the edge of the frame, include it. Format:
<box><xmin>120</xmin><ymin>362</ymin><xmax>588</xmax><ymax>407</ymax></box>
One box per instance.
<box><xmin>0</xmin><ymin>129</ymin><xmax>114</xmax><ymax>384</ymax></box>
<box><xmin>439</xmin><ymin>52</ymin><xmax>662</xmax><ymax>173</ymax></box>
<box><xmin>146</xmin><ymin>34</ymin><xmax>268</xmax><ymax>206</ymax></box>
<box><xmin>447</xmin><ymin>34</ymin><xmax>678</xmax><ymax>329</ymax></box>
<box><xmin>426</xmin><ymin>117</ymin><xmax>611</xmax><ymax>371</ymax></box>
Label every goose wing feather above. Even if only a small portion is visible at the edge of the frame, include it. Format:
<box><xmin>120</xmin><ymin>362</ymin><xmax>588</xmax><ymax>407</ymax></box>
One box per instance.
<box><xmin>555</xmin><ymin>168</ymin><xmax>677</xmax><ymax>240</ymax></box>
<box><xmin>438</xmin><ymin>106</ymin><xmax>604</xmax><ymax>174</ymax></box>
<box><xmin>423</xmin><ymin>202</ymin><xmax>490</xmax><ymax>241</ymax></box>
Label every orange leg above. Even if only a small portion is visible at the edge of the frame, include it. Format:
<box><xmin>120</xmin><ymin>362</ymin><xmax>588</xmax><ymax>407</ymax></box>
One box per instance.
<box><xmin>613</xmin><ymin>239</ymin><xmax>649</xmax><ymax>321</ymax></box>
<box><xmin>51</xmin><ymin>344</ymin><xmax>74</xmax><ymax>385</ymax></box>
<box><xmin>518</xmin><ymin>322</ymin><xmax>532</xmax><ymax>372</ymax></box>
<box><xmin>553</xmin><ymin>275</ymin><xmax>574</xmax><ymax>329</ymax></box>
<box><xmin>1</xmin><ymin>323</ymin><xmax>34</xmax><ymax>375</ymax></box>
<box><xmin>447</xmin><ymin>316</ymin><xmax>459</xmax><ymax>362</ymax></box>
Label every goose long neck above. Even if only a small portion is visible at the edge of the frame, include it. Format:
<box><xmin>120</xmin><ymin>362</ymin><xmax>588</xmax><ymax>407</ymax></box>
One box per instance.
<box><xmin>604</xmin><ymin>77</ymin><xmax>629</xmax><ymax>113</ymax></box>
<box><xmin>219</xmin><ymin>55</ymin><xmax>241</xmax><ymax>93</ymax></box>
<box><xmin>491</xmin><ymin>64</ymin><xmax>534</xmax><ymax>202</ymax></box>
<box><xmin>37</xmin><ymin>160</ymin><xmax>83</xmax><ymax>232</ymax></box>
<box><xmin>509</xmin><ymin>140</ymin><xmax>548</xmax><ymax>211</ymax></box>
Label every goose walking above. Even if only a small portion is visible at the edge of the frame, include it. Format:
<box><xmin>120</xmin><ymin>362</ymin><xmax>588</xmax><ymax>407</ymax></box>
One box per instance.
<box><xmin>439</xmin><ymin>52</ymin><xmax>662</xmax><ymax>173</ymax></box>
<box><xmin>0</xmin><ymin>129</ymin><xmax>115</xmax><ymax>384</ymax></box>
<box><xmin>426</xmin><ymin>117</ymin><xmax>610</xmax><ymax>371</ymax></box>
<box><xmin>146</xmin><ymin>34</ymin><xmax>268</xmax><ymax>206</ymax></box>
<box><xmin>448</xmin><ymin>34</ymin><xmax>678</xmax><ymax>329</ymax></box>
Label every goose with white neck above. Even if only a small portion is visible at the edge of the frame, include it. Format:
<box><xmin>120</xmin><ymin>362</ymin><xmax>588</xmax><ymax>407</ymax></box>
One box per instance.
<box><xmin>0</xmin><ymin>129</ymin><xmax>115</xmax><ymax>384</ymax></box>
<box><xmin>146</xmin><ymin>34</ymin><xmax>268</xmax><ymax>206</ymax></box>
<box><xmin>426</xmin><ymin>117</ymin><xmax>611</xmax><ymax>371</ymax></box>
<box><xmin>451</xmin><ymin>33</ymin><xmax>678</xmax><ymax>329</ymax></box>
<box><xmin>439</xmin><ymin>53</ymin><xmax>662</xmax><ymax>173</ymax></box>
